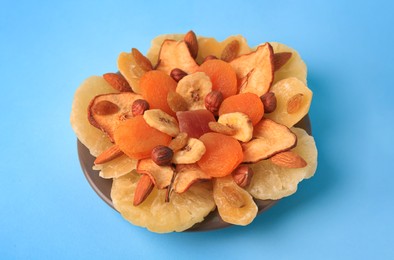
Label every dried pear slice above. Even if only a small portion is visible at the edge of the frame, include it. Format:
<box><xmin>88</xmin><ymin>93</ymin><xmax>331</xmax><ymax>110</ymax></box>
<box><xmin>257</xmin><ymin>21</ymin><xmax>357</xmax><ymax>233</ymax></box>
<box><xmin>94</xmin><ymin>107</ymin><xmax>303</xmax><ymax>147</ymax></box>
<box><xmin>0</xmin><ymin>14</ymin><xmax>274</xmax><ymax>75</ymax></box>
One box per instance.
<box><xmin>174</xmin><ymin>164</ymin><xmax>211</xmax><ymax>193</ymax></box>
<box><xmin>247</xmin><ymin>127</ymin><xmax>317</xmax><ymax>200</ymax></box>
<box><xmin>213</xmin><ymin>175</ymin><xmax>257</xmax><ymax>226</ymax></box>
<box><xmin>242</xmin><ymin>118</ymin><xmax>297</xmax><ymax>163</ymax></box>
<box><xmin>136</xmin><ymin>159</ymin><xmax>174</xmax><ymax>189</ymax></box>
<box><xmin>111</xmin><ymin>171</ymin><xmax>216</xmax><ymax>233</ymax></box>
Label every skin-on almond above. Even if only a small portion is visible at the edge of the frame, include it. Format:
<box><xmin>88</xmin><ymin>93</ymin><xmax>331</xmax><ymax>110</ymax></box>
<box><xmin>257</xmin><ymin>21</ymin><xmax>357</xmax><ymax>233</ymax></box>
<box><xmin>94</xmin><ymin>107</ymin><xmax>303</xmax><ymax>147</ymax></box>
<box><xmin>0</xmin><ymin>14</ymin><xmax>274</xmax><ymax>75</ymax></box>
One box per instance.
<box><xmin>231</xmin><ymin>165</ymin><xmax>253</xmax><ymax>188</ymax></box>
<box><xmin>287</xmin><ymin>93</ymin><xmax>304</xmax><ymax>114</ymax></box>
<box><xmin>274</xmin><ymin>52</ymin><xmax>292</xmax><ymax>71</ymax></box>
<box><xmin>208</xmin><ymin>121</ymin><xmax>237</xmax><ymax>136</ymax></box>
<box><xmin>133</xmin><ymin>174</ymin><xmax>154</xmax><ymax>206</ymax></box>
<box><xmin>260</xmin><ymin>91</ymin><xmax>277</xmax><ymax>113</ymax></box>
<box><xmin>184</xmin><ymin>30</ymin><xmax>198</xmax><ymax>59</ymax></box>
<box><xmin>94</xmin><ymin>145</ymin><xmax>124</xmax><ymax>165</ymax></box>
<box><xmin>103</xmin><ymin>73</ymin><xmax>132</xmax><ymax>92</ymax></box>
<box><xmin>221</xmin><ymin>40</ymin><xmax>240</xmax><ymax>62</ymax></box>
<box><xmin>270</xmin><ymin>151</ymin><xmax>307</xmax><ymax>168</ymax></box>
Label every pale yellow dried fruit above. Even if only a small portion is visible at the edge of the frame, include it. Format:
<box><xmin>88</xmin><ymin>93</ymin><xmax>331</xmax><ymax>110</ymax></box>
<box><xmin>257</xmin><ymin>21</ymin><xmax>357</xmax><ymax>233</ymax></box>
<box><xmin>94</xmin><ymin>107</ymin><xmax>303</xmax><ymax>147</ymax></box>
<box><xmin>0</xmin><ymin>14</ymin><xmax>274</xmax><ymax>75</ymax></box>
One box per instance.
<box><xmin>111</xmin><ymin>171</ymin><xmax>216</xmax><ymax>233</ymax></box>
<box><xmin>70</xmin><ymin>76</ymin><xmax>116</xmax><ymax>156</ymax></box>
<box><xmin>247</xmin><ymin>127</ymin><xmax>317</xmax><ymax>200</ymax></box>
<box><xmin>93</xmin><ymin>154</ymin><xmax>137</xmax><ymax>179</ymax></box>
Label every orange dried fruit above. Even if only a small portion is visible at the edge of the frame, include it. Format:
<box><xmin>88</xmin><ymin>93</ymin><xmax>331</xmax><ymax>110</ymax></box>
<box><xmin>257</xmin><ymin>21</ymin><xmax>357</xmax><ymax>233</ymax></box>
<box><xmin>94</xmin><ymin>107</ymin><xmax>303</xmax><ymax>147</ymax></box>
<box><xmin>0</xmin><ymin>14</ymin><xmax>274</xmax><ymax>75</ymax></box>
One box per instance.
<box><xmin>198</xmin><ymin>59</ymin><xmax>237</xmax><ymax>99</ymax></box>
<box><xmin>198</xmin><ymin>133</ymin><xmax>243</xmax><ymax>177</ymax></box>
<box><xmin>139</xmin><ymin>70</ymin><xmax>177</xmax><ymax>116</ymax></box>
<box><xmin>114</xmin><ymin>115</ymin><xmax>172</xmax><ymax>160</ymax></box>
<box><xmin>218</xmin><ymin>93</ymin><xmax>264</xmax><ymax>126</ymax></box>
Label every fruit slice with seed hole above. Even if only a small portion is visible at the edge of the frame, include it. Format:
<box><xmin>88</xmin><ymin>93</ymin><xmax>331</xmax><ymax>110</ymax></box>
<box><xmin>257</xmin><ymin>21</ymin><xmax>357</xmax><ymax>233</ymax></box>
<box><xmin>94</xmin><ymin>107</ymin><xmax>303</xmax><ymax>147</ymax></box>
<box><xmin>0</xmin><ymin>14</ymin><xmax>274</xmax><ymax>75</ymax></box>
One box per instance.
<box><xmin>93</xmin><ymin>154</ymin><xmax>137</xmax><ymax>179</ymax></box>
<box><xmin>265</xmin><ymin>77</ymin><xmax>312</xmax><ymax>128</ymax></box>
<box><xmin>111</xmin><ymin>171</ymin><xmax>215</xmax><ymax>233</ymax></box>
<box><xmin>242</xmin><ymin>118</ymin><xmax>297</xmax><ymax>163</ymax></box>
<box><xmin>88</xmin><ymin>92</ymin><xmax>143</xmax><ymax>142</ymax></box>
<box><xmin>114</xmin><ymin>115</ymin><xmax>172</xmax><ymax>160</ymax></box>
<box><xmin>247</xmin><ymin>127</ymin><xmax>317</xmax><ymax>200</ymax></box>
<box><xmin>213</xmin><ymin>175</ymin><xmax>257</xmax><ymax>226</ymax></box>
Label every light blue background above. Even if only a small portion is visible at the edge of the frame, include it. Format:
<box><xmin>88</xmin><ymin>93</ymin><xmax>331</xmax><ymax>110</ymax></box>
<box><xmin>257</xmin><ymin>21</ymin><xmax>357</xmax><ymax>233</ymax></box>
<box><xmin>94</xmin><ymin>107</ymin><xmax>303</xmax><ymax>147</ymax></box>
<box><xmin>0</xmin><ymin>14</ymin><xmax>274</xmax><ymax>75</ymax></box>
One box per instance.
<box><xmin>1</xmin><ymin>0</ymin><xmax>393</xmax><ymax>259</ymax></box>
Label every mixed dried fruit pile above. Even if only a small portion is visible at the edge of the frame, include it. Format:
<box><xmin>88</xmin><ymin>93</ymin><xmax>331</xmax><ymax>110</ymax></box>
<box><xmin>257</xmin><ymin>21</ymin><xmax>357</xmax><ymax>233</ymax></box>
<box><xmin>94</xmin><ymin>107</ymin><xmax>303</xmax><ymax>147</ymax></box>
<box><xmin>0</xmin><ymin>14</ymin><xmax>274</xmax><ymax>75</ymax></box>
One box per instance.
<box><xmin>70</xmin><ymin>31</ymin><xmax>317</xmax><ymax>233</ymax></box>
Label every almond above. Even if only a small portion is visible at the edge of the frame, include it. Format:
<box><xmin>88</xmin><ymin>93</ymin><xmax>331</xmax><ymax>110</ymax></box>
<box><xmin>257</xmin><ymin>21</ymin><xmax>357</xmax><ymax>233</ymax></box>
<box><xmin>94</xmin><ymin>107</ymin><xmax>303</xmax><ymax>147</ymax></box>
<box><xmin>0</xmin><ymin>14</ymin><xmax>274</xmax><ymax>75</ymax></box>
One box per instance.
<box><xmin>103</xmin><ymin>73</ymin><xmax>132</xmax><ymax>92</ymax></box>
<box><xmin>260</xmin><ymin>91</ymin><xmax>277</xmax><ymax>113</ymax></box>
<box><xmin>132</xmin><ymin>48</ymin><xmax>153</xmax><ymax>72</ymax></box>
<box><xmin>274</xmin><ymin>52</ymin><xmax>292</xmax><ymax>71</ymax></box>
<box><xmin>94</xmin><ymin>145</ymin><xmax>123</xmax><ymax>164</ymax></box>
<box><xmin>231</xmin><ymin>165</ymin><xmax>253</xmax><ymax>187</ymax></box>
<box><xmin>221</xmin><ymin>40</ymin><xmax>240</xmax><ymax>62</ymax></box>
<box><xmin>270</xmin><ymin>151</ymin><xmax>307</xmax><ymax>168</ymax></box>
<box><xmin>287</xmin><ymin>93</ymin><xmax>304</xmax><ymax>114</ymax></box>
<box><xmin>133</xmin><ymin>174</ymin><xmax>154</xmax><ymax>206</ymax></box>
<box><xmin>184</xmin><ymin>30</ymin><xmax>198</xmax><ymax>59</ymax></box>
<box><xmin>208</xmin><ymin>121</ymin><xmax>237</xmax><ymax>136</ymax></box>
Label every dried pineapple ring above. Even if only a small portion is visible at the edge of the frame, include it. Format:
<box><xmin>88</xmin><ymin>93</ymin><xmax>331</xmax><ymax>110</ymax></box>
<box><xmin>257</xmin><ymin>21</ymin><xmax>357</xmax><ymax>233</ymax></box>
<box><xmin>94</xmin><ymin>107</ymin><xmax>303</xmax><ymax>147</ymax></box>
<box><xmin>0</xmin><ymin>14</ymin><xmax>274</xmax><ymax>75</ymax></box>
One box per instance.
<box><xmin>247</xmin><ymin>127</ymin><xmax>317</xmax><ymax>200</ymax></box>
<box><xmin>111</xmin><ymin>171</ymin><xmax>216</xmax><ymax>233</ymax></box>
<box><xmin>70</xmin><ymin>76</ymin><xmax>117</xmax><ymax>156</ymax></box>
<box><xmin>93</xmin><ymin>155</ymin><xmax>137</xmax><ymax>179</ymax></box>
<box><xmin>269</xmin><ymin>42</ymin><xmax>307</xmax><ymax>85</ymax></box>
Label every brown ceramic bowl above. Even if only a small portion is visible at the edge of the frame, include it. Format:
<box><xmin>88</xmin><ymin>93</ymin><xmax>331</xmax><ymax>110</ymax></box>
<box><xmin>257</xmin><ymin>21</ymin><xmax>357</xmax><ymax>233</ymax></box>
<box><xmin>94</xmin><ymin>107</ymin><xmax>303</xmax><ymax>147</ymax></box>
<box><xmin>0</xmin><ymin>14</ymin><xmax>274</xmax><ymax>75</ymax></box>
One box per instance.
<box><xmin>78</xmin><ymin>115</ymin><xmax>311</xmax><ymax>231</ymax></box>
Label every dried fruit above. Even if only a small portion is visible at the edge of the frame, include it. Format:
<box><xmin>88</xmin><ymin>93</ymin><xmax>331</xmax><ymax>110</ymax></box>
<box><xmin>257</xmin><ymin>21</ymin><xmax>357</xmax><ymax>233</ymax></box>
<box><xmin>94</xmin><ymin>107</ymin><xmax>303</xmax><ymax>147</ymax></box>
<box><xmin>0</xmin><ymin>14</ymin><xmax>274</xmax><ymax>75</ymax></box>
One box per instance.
<box><xmin>287</xmin><ymin>93</ymin><xmax>304</xmax><ymax>114</ymax></box>
<box><xmin>168</xmin><ymin>132</ymin><xmax>189</xmax><ymax>151</ymax></box>
<box><xmin>270</xmin><ymin>151</ymin><xmax>307</xmax><ymax>168</ymax></box>
<box><xmin>184</xmin><ymin>30</ymin><xmax>198</xmax><ymax>59</ymax></box>
<box><xmin>170</xmin><ymin>68</ymin><xmax>188</xmax><ymax>82</ymax></box>
<box><xmin>213</xmin><ymin>176</ymin><xmax>257</xmax><ymax>225</ymax></box>
<box><xmin>202</xmin><ymin>55</ymin><xmax>218</xmax><ymax>63</ymax></box>
<box><xmin>174</xmin><ymin>164</ymin><xmax>211</xmax><ymax>193</ymax></box>
<box><xmin>260</xmin><ymin>92</ymin><xmax>277</xmax><ymax>113</ymax></box>
<box><xmin>230</xmin><ymin>43</ymin><xmax>274</xmax><ymax>96</ymax></box>
<box><xmin>151</xmin><ymin>145</ymin><xmax>174</xmax><ymax>166</ymax></box>
<box><xmin>221</xmin><ymin>39</ymin><xmax>240</xmax><ymax>62</ymax></box>
<box><xmin>176</xmin><ymin>109</ymin><xmax>216</xmax><ymax>139</ymax></box>
<box><xmin>137</xmin><ymin>159</ymin><xmax>174</xmax><ymax>189</ymax></box>
<box><xmin>232</xmin><ymin>165</ymin><xmax>253</xmax><ymax>187</ymax></box>
<box><xmin>204</xmin><ymin>90</ymin><xmax>223</xmax><ymax>115</ymax></box>
<box><xmin>132</xmin><ymin>99</ymin><xmax>150</xmax><ymax>116</ymax></box>
<box><xmin>94</xmin><ymin>144</ymin><xmax>123</xmax><ymax>165</ymax></box>
<box><xmin>176</xmin><ymin>72</ymin><xmax>212</xmax><ymax>110</ymax></box>
<box><xmin>172</xmin><ymin>138</ymin><xmax>206</xmax><ymax>164</ymax></box>
<box><xmin>93</xmin><ymin>154</ymin><xmax>137</xmax><ymax>179</ymax></box>
<box><xmin>143</xmin><ymin>109</ymin><xmax>180</xmax><ymax>137</ymax></box>
<box><xmin>133</xmin><ymin>174</ymin><xmax>154</xmax><ymax>206</ymax></box>
<box><xmin>218</xmin><ymin>112</ymin><xmax>253</xmax><ymax>142</ymax></box>
<box><xmin>274</xmin><ymin>52</ymin><xmax>292</xmax><ymax>71</ymax></box>
<box><xmin>132</xmin><ymin>48</ymin><xmax>153</xmax><ymax>72</ymax></box>
<box><xmin>103</xmin><ymin>73</ymin><xmax>132</xmax><ymax>92</ymax></box>
<box><xmin>167</xmin><ymin>91</ymin><xmax>188</xmax><ymax>113</ymax></box>
<box><xmin>208</xmin><ymin>121</ymin><xmax>237</xmax><ymax>136</ymax></box>
<box><xmin>242</xmin><ymin>118</ymin><xmax>297</xmax><ymax>163</ymax></box>
<box><xmin>92</xmin><ymin>100</ymin><xmax>119</xmax><ymax>115</ymax></box>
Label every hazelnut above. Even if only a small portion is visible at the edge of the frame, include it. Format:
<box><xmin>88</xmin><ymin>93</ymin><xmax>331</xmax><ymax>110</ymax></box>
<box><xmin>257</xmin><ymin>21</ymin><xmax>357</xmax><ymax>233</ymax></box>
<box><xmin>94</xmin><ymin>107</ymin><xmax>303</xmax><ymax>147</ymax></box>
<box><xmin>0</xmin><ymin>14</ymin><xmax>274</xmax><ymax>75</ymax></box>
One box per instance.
<box><xmin>132</xmin><ymin>99</ymin><xmax>150</xmax><ymax>116</ymax></box>
<box><xmin>205</xmin><ymin>90</ymin><xmax>223</xmax><ymax>115</ymax></box>
<box><xmin>151</xmin><ymin>145</ymin><xmax>174</xmax><ymax>166</ymax></box>
<box><xmin>260</xmin><ymin>92</ymin><xmax>277</xmax><ymax>113</ymax></box>
<box><xmin>170</xmin><ymin>68</ymin><xmax>188</xmax><ymax>82</ymax></box>
<box><xmin>232</xmin><ymin>165</ymin><xmax>254</xmax><ymax>187</ymax></box>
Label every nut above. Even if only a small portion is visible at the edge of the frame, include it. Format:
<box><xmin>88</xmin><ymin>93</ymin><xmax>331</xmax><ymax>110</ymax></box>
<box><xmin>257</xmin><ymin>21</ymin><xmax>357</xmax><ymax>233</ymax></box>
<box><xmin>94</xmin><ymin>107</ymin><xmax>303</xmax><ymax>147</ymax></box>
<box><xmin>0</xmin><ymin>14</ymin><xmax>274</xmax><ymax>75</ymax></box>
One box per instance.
<box><xmin>287</xmin><ymin>93</ymin><xmax>303</xmax><ymax>114</ymax></box>
<box><xmin>93</xmin><ymin>100</ymin><xmax>120</xmax><ymax>115</ymax></box>
<box><xmin>132</xmin><ymin>99</ymin><xmax>150</xmax><ymax>116</ymax></box>
<box><xmin>167</xmin><ymin>91</ymin><xmax>188</xmax><ymax>112</ymax></box>
<box><xmin>103</xmin><ymin>73</ymin><xmax>132</xmax><ymax>92</ymax></box>
<box><xmin>204</xmin><ymin>90</ymin><xmax>224</xmax><ymax>115</ymax></box>
<box><xmin>132</xmin><ymin>48</ymin><xmax>153</xmax><ymax>71</ymax></box>
<box><xmin>221</xmin><ymin>40</ymin><xmax>240</xmax><ymax>62</ymax></box>
<box><xmin>270</xmin><ymin>151</ymin><xmax>307</xmax><ymax>168</ymax></box>
<box><xmin>208</xmin><ymin>122</ymin><xmax>237</xmax><ymax>136</ymax></box>
<box><xmin>202</xmin><ymin>55</ymin><xmax>218</xmax><ymax>64</ymax></box>
<box><xmin>170</xmin><ymin>68</ymin><xmax>188</xmax><ymax>82</ymax></box>
<box><xmin>94</xmin><ymin>145</ymin><xmax>123</xmax><ymax>165</ymax></box>
<box><xmin>231</xmin><ymin>165</ymin><xmax>254</xmax><ymax>187</ymax></box>
<box><xmin>133</xmin><ymin>174</ymin><xmax>154</xmax><ymax>206</ymax></box>
<box><xmin>260</xmin><ymin>92</ymin><xmax>277</xmax><ymax>113</ymax></box>
<box><xmin>222</xmin><ymin>186</ymin><xmax>245</xmax><ymax>208</ymax></box>
<box><xmin>151</xmin><ymin>145</ymin><xmax>174</xmax><ymax>166</ymax></box>
<box><xmin>184</xmin><ymin>30</ymin><xmax>198</xmax><ymax>59</ymax></box>
<box><xmin>274</xmin><ymin>52</ymin><xmax>292</xmax><ymax>71</ymax></box>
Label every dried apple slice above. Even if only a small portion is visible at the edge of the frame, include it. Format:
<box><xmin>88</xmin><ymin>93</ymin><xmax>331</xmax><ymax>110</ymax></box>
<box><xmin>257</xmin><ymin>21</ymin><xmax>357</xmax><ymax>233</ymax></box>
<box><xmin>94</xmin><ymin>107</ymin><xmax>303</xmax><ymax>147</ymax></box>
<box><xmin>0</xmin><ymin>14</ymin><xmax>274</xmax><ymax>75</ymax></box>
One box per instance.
<box><xmin>88</xmin><ymin>92</ymin><xmax>143</xmax><ymax>142</ymax></box>
<box><xmin>247</xmin><ymin>127</ymin><xmax>317</xmax><ymax>200</ymax></box>
<box><xmin>264</xmin><ymin>77</ymin><xmax>312</xmax><ymax>128</ymax></box>
<box><xmin>213</xmin><ymin>175</ymin><xmax>257</xmax><ymax>226</ymax></box>
<box><xmin>173</xmin><ymin>164</ymin><xmax>211</xmax><ymax>193</ymax></box>
<box><xmin>230</xmin><ymin>43</ymin><xmax>274</xmax><ymax>96</ymax></box>
<box><xmin>136</xmin><ymin>159</ymin><xmax>174</xmax><ymax>189</ymax></box>
<box><xmin>242</xmin><ymin>118</ymin><xmax>297</xmax><ymax>163</ymax></box>
<box><xmin>156</xmin><ymin>40</ymin><xmax>199</xmax><ymax>75</ymax></box>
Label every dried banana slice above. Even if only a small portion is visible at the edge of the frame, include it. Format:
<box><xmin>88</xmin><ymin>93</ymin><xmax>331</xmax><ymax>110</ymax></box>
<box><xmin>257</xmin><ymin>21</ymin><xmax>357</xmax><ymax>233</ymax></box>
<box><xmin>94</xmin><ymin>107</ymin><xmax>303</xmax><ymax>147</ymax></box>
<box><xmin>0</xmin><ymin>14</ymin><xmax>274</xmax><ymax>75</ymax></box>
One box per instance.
<box><xmin>176</xmin><ymin>72</ymin><xmax>212</xmax><ymax>110</ymax></box>
<box><xmin>143</xmin><ymin>109</ymin><xmax>180</xmax><ymax>137</ymax></box>
<box><xmin>218</xmin><ymin>112</ymin><xmax>253</xmax><ymax>142</ymax></box>
<box><xmin>172</xmin><ymin>138</ymin><xmax>206</xmax><ymax>164</ymax></box>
